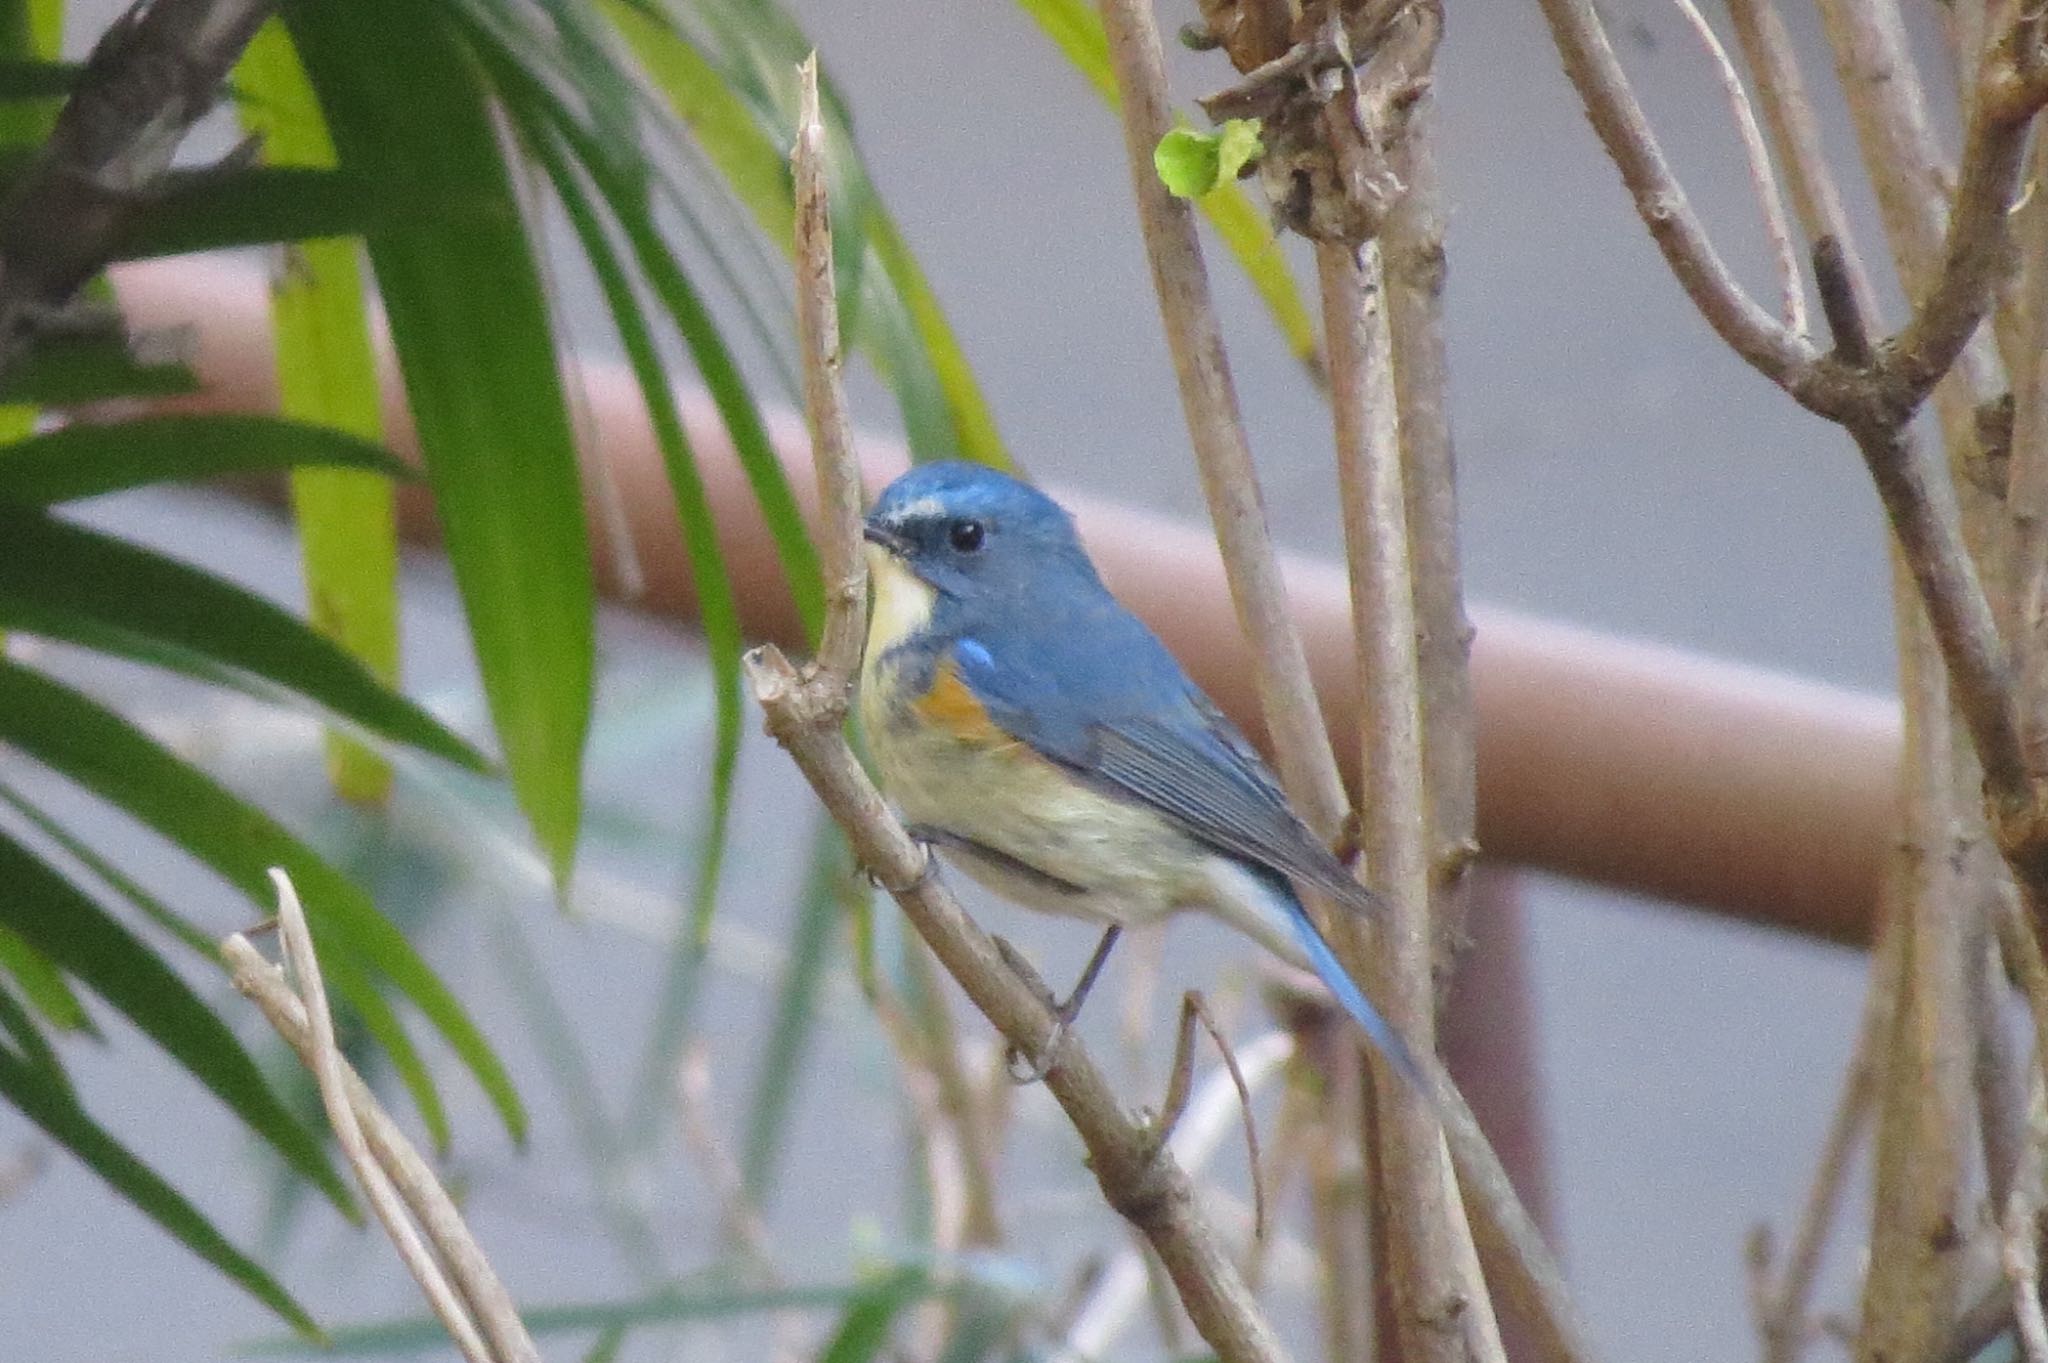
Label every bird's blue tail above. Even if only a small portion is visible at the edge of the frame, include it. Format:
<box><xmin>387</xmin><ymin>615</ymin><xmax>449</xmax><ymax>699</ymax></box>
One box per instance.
<box><xmin>1282</xmin><ymin>901</ymin><xmax>1431</xmax><ymax>1096</ymax></box>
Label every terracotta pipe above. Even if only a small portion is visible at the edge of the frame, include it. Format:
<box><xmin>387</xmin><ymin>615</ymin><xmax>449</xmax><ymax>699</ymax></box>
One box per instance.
<box><xmin>112</xmin><ymin>258</ymin><xmax>1898</xmax><ymax>947</ymax></box>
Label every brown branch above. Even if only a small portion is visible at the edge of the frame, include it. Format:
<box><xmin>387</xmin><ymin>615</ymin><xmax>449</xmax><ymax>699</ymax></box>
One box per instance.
<box><xmin>792</xmin><ymin>55</ymin><xmax>865</xmax><ymax>686</ymax></box>
<box><xmin>1528</xmin><ymin>0</ymin><xmax>1819</xmax><ymax>387</ymax></box>
<box><xmin>223</xmin><ymin>874</ymin><xmax>538</xmax><ymax>1363</ymax></box>
<box><xmin>1884</xmin><ymin>87</ymin><xmax>2036</xmax><ymax>404</ymax></box>
<box><xmin>0</xmin><ymin>0</ymin><xmax>274</xmax><ymax>373</ymax></box>
<box><xmin>1857</xmin><ymin>571</ymin><xmax>1973</xmax><ymax>1363</ymax></box>
<box><xmin>1323</xmin><ymin>240</ymin><xmax>1502</xmax><ymax>1363</ymax></box>
<box><xmin>2007</xmin><ymin>132</ymin><xmax>2048</xmax><ymax>776</ymax></box>
<box><xmin>753</xmin><ymin>60</ymin><xmax>1288</xmax><ymax>1363</ymax></box>
<box><xmin>1093</xmin><ymin>0</ymin><xmax>1351</xmax><ymax>837</ymax></box>
<box><xmin>1378</xmin><ymin>92</ymin><xmax>1479</xmax><ymax>987</ymax></box>
<box><xmin>1671</xmin><ymin>0</ymin><xmax>1806</xmax><ymax>337</ymax></box>
<box><xmin>1751</xmin><ymin>917</ymin><xmax>1898</xmax><ymax>1363</ymax></box>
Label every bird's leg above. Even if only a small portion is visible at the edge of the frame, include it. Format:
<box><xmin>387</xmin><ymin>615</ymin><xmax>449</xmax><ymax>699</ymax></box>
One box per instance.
<box><xmin>998</xmin><ymin>924</ymin><xmax>1124</xmax><ymax>1084</ymax></box>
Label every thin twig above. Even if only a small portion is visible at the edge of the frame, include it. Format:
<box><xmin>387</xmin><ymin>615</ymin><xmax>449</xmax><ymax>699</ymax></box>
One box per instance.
<box><xmin>1529</xmin><ymin>0</ymin><xmax>1817</xmax><ymax>386</ymax></box>
<box><xmin>1323</xmin><ymin>239</ymin><xmax>1503</xmax><ymax>1363</ymax></box>
<box><xmin>793</xmin><ymin>53</ymin><xmax>865</xmax><ymax>686</ymax></box>
<box><xmin>676</xmin><ymin>1042</ymin><xmax>777</xmax><ymax>1270</ymax></box>
<box><xmin>755</xmin><ymin>62</ymin><xmax>1289</xmax><ymax>1363</ymax></box>
<box><xmin>1752</xmin><ymin>916</ymin><xmax>1897</xmax><ymax>1363</ymax></box>
<box><xmin>223</xmin><ymin>873</ymin><xmax>539</xmax><ymax>1363</ymax></box>
<box><xmin>1724</xmin><ymin>0</ymin><xmax>1880</xmax><ymax>316</ymax></box>
<box><xmin>1048</xmin><ymin>1031</ymin><xmax>1296</xmax><ymax>1363</ymax></box>
<box><xmin>1158</xmin><ymin>993</ymin><xmax>1267</xmax><ymax>1241</ymax></box>
<box><xmin>1671</xmin><ymin>0</ymin><xmax>1806</xmax><ymax>336</ymax></box>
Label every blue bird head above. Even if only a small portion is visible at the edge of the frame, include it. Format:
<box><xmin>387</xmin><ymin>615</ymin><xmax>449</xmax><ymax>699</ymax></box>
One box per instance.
<box><xmin>863</xmin><ymin>462</ymin><xmax>1099</xmax><ymax>600</ymax></box>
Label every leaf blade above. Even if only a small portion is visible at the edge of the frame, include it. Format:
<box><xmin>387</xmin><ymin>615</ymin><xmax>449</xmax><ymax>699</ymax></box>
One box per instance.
<box><xmin>0</xmin><ymin>413</ymin><xmax>410</xmax><ymax>503</ymax></box>
<box><xmin>286</xmin><ymin>0</ymin><xmax>595</xmax><ymax>882</ymax></box>
<box><xmin>0</xmin><ymin>1040</ymin><xmax>322</xmax><ymax>1338</ymax></box>
<box><xmin>0</xmin><ymin>504</ymin><xmax>483</xmax><ymax>772</ymax></box>
<box><xmin>0</xmin><ymin>828</ymin><xmax>355</xmax><ymax>1213</ymax></box>
<box><xmin>0</xmin><ymin>658</ymin><xmax>523</xmax><ymax>1143</ymax></box>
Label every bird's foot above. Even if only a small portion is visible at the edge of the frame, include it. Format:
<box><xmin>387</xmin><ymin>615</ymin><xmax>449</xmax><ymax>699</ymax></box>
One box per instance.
<box><xmin>865</xmin><ymin>832</ymin><xmax>937</xmax><ymax>896</ymax></box>
<box><xmin>994</xmin><ymin>925</ymin><xmax>1123</xmax><ymax>1085</ymax></box>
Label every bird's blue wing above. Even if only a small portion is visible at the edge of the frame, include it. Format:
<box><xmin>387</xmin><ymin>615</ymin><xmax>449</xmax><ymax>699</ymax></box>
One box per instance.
<box><xmin>947</xmin><ymin>601</ymin><xmax>1377</xmax><ymax>916</ymax></box>
<box><xmin>949</xmin><ymin>608</ymin><xmax>1419</xmax><ymax>1090</ymax></box>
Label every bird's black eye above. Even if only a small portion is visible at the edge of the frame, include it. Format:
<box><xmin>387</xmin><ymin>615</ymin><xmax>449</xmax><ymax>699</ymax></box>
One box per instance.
<box><xmin>948</xmin><ymin>519</ymin><xmax>986</xmax><ymax>553</ymax></box>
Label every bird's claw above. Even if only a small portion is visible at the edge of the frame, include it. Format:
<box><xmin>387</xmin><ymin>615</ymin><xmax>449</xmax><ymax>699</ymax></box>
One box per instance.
<box><xmin>864</xmin><ymin>837</ymin><xmax>936</xmax><ymax>896</ymax></box>
<box><xmin>1005</xmin><ymin>1019</ymin><xmax>1068</xmax><ymax>1085</ymax></box>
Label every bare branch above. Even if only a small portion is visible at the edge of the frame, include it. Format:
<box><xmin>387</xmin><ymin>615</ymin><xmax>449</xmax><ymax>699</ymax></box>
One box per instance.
<box><xmin>1753</xmin><ymin>917</ymin><xmax>1897</xmax><ymax>1363</ymax></box>
<box><xmin>1671</xmin><ymin>0</ymin><xmax>1806</xmax><ymax>337</ymax></box>
<box><xmin>1857</xmin><ymin>577</ymin><xmax>1973</xmax><ymax>1363</ymax></box>
<box><xmin>1323</xmin><ymin>240</ymin><xmax>1503</xmax><ymax>1363</ymax></box>
<box><xmin>1725</xmin><ymin>0</ymin><xmax>1881</xmax><ymax>316</ymax></box>
<box><xmin>1378</xmin><ymin>92</ymin><xmax>1481</xmax><ymax>985</ymax></box>
<box><xmin>1529</xmin><ymin>0</ymin><xmax>1818</xmax><ymax>387</ymax></box>
<box><xmin>793</xmin><ymin>54</ymin><xmax>866</xmax><ymax>686</ymax></box>
<box><xmin>1050</xmin><ymin>1032</ymin><xmax>1298</xmax><ymax>1363</ymax></box>
<box><xmin>223</xmin><ymin>873</ymin><xmax>538</xmax><ymax>1363</ymax></box>
<box><xmin>1886</xmin><ymin>92</ymin><xmax>2035</xmax><ymax>403</ymax></box>
<box><xmin>0</xmin><ymin>0</ymin><xmax>275</xmax><ymax>373</ymax></box>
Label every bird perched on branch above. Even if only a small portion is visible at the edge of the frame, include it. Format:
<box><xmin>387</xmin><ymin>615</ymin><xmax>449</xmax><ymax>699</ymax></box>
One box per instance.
<box><xmin>859</xmin><ymin>460</ymin><xmax>1420</xmax><ymax>1087</ymax></box>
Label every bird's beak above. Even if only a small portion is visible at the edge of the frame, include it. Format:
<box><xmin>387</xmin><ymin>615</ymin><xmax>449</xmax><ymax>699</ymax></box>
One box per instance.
<box><xmin>862</xmin><ymin>520</ymin><xmax>910</xmax><ymax>556</ymax></box>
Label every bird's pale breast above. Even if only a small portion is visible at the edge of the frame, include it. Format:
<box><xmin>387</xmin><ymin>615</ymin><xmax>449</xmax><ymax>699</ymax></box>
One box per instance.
<box><xmin>860</xmin><ymin>551</ymin><xmax>1208</xmax><ymax>927</ymax></box>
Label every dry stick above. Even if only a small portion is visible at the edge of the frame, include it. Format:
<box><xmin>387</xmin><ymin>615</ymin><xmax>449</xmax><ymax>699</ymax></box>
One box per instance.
<box><xmin>221</xmin><ymin>878</ymin><xmax>539</xmax><ymax>1363</ymax></box>
<box><xmin>1555</xmin><ymin>0</ymin><xmax>2048</xmax><ymax>922</ymax></box>
<box><xmin>1050</xmin><ymin>1031</ymin><xmax>1298</xmax><ymax>1363</ymax></box>
<box><xmin>1304</xmin><ymin>1026</ymin><xmax>1371</xmax><ymax>1363</ymax></box>
<box><xmin>1857</xmin><ymin>568</ymin><xmax>1974</xmax><ymax>1363</ymax></box>
<box><xmin>1723</xmin><ymin>0</ymin><xmax>1879</xmax><ymax>315</ymax></box>
<box><xmin>1323</xmin><ymin>240</ymin><xmax>1503</xmax><ymax>1363</ymax></box>
<box><xmin>1092</xmin><ymin>0</ymin><xmax>1349</xmax><ymax>838</ymax></box>
<box><xmin>1531</xmin><ymin>0</ymin><xmax>1816</xmax><ymax>387</ymax></box>
<box><xmin>792</xmin><ymin>56</ymin><xmax>865</xmax><ymax>688</ymax></box>
<box><xmin>1378</xmin><ymin>91</ymin><xmax>1480</xmax><ymax>991</ymax></box>
<box><xmin>1947</xmin><ymin>887</ymin><xmax>2048</xmax><ymax>1363</ymax></box>
<box><xmin>1106</xmin><ymin>0</ymin><xmax>1587</xmax><ymax>1351</ymax></box>
<box><xmin>750</xmin><ymin>635</ymin><xmax>1290</xmax><ymax>1363</ymax></box>
<box><xmin>756</xmin><ymin>57</ymin><xmax>1289</xmax><ymax>1363</ymax></box>
<box><xmin>2007</xmin><ymin>132</ymin><xmax>2048</xmax><ymax>775</ymax></box>
<box><xmin>1671</xmin><ymin>0</ymin><xmax>1806</xmax><ymax>337</ymax></box>
<box><xmin>1751</xmin><ymin>921</ymin><xmax>1900</xmax><ymax>1363</ymax></box>
<box><xmin>901</xmin><ymin>940</ymin><xmax>1004</xmax><ymax>1248</ymax></box>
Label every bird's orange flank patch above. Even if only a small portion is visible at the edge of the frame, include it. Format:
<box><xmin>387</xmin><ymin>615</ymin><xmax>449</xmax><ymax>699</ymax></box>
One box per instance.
<box><xmin>914</xmin><ymin>660</ymin><xmax>1010</xmax><ymax>746</ymax></box>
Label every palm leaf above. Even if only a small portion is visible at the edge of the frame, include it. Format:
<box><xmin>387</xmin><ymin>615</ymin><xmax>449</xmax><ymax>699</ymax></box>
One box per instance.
<box><xmin>286</xmin><ymin>0</ymin><xmax>595</xmax><ymax>882</ymax></box>
<box><xmin>0</xmin><ymin>827</ymin><xmax>355</xmax><ymax>1214</ymax></box>
<box><xmin>0</xmin><ymin>1010</ymin><xmax>321</xmax><ymax>1338</ymax></box>
<box><xmin>0</xmin><ymin>413</ymin><xmax>409</xmax><ymax>502</ymax></box>
<box><xmin>0</xmin><ymin>504</ymin><xmax>484</xmax><ymax>771</ymax></box>
<box><xmin>0</xmin><ymin>657</ymin><xmax>523</xmax><ymax>1146</ymax></box>
<box><xmin>236</xmin><ymin>19</ymin><xmax>404</xmax><ymax>804</ymax></box>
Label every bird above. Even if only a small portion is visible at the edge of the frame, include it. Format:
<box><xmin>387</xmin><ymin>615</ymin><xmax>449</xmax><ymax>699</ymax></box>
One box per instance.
<box><xmin>857</xmin><ymin>460</ymin><xmax>1422</xmax><ymax>1088</ymax></box>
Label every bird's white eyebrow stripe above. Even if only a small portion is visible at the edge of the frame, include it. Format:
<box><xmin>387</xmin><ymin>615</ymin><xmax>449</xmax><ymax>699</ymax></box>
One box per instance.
<box><xmin>886</xmin><ymin>495</ymin><xmax>948</xmax><ymax>522</ymax></box>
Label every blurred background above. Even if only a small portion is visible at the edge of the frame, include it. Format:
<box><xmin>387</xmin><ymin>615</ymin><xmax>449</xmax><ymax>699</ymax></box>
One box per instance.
<box><xmin>0</xmin><ymin>0</ymin><xmax>1937</xmax><ymax>1358</ymax></box>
